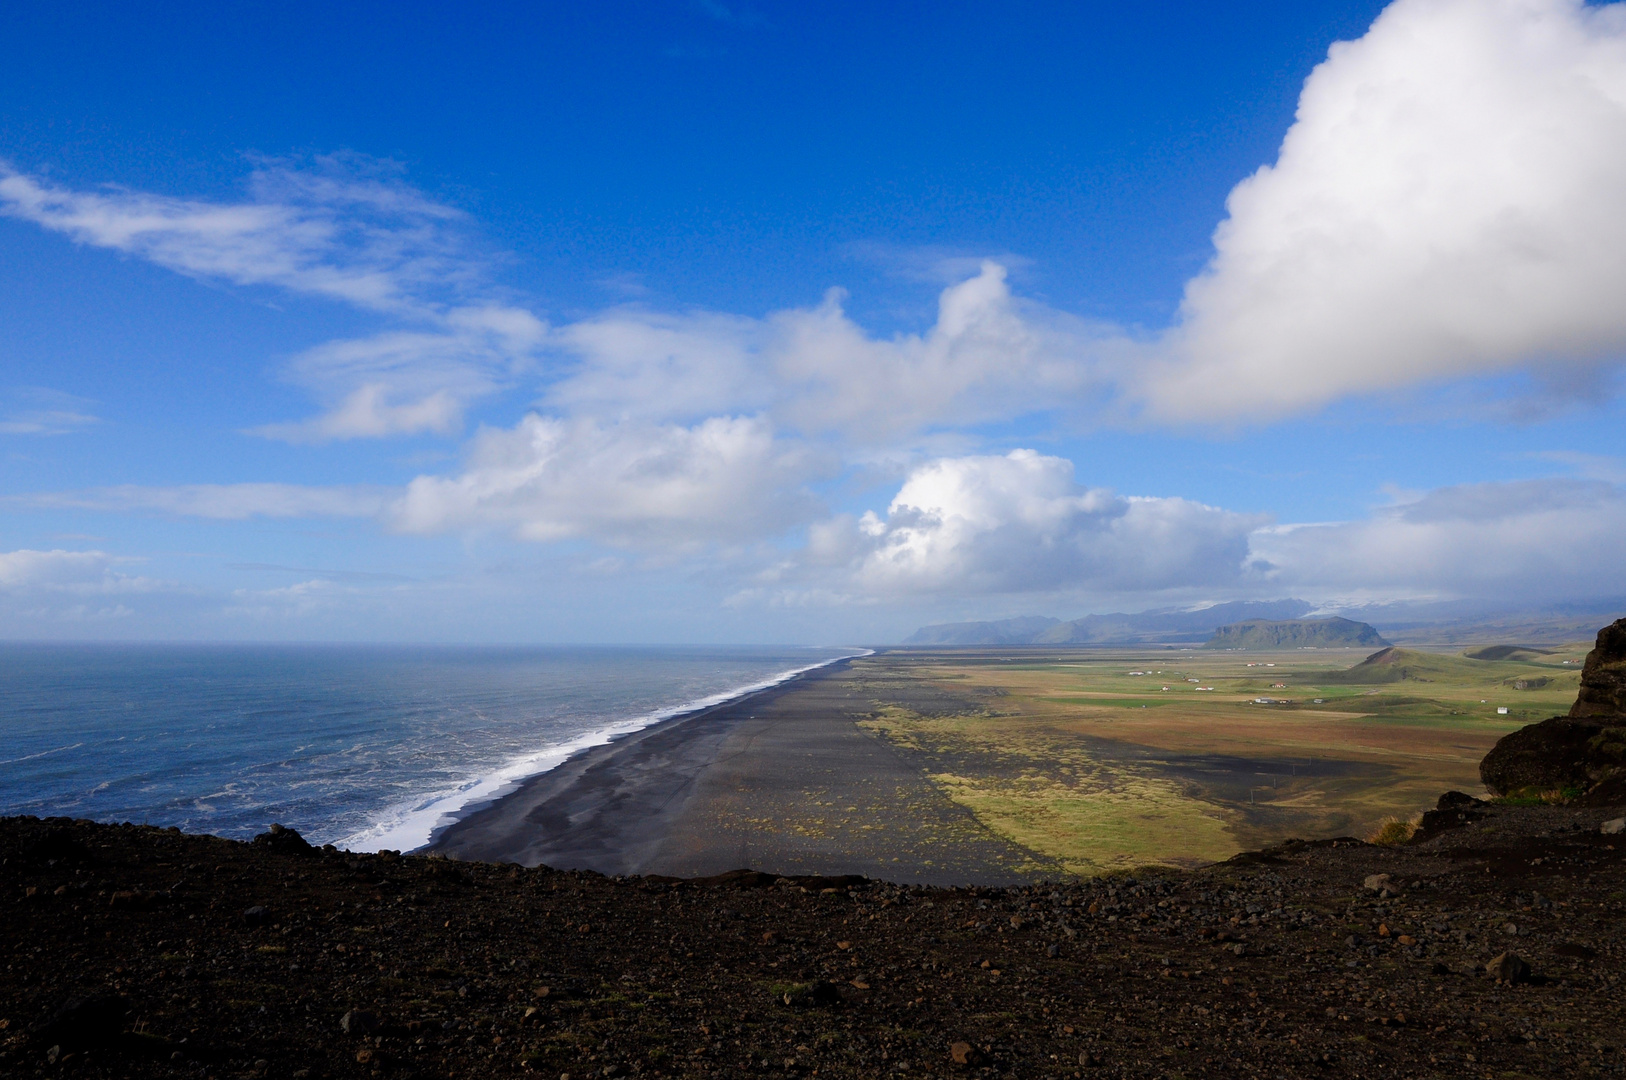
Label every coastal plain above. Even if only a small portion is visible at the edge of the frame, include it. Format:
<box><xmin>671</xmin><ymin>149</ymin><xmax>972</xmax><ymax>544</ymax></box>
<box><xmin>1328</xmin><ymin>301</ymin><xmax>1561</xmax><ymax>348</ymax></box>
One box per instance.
<box><xmin>432</xmin><ymin>643</ymin><xmax>1588</xmax><ymax>884</ymax></box>
<box><xmin>847</xmin><ymin>644</ymin><xmax>1587</xmax><ymax>876</ymax></box>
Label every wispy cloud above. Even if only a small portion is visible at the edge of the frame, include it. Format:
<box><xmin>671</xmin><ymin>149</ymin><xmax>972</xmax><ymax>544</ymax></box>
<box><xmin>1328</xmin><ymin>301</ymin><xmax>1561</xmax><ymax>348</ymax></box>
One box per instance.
<box><xmin>225</xmin><ymin>563</ymin><xmax>416</xmax><ymax>583</ymax></box>
<box><xmin>0</xmin><ymin>154</ymin><xmax>544</xmax><ymax>441</ymax></box>
<box><xmin>16</xmin><ymin>483</ymin><xmax>390</xmax><ymax>520</ymax></box>
<box><xmin>252</xmin><ymin>303</ymin><xmax>545</xmax><ymax>441</ymax></box>
<box><xmin>0</xmin><ymin>548</ymin><xmax>165</xmax><ymax>594</ymax></box>
<box><xmin>0</xmin><ymin>153</ymin><xmax>466</xmax><ymax>313</ymax></box>
<box><xmin>0</xmin><ymin>388</ymin><xmax>99</xmax><ymax>435</ymax></box>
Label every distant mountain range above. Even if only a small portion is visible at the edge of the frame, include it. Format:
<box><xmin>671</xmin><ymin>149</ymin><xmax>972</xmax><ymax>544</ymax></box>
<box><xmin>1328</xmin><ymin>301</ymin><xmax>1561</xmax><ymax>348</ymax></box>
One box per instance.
<box><xmin>904</xmin><ymin>600</ymin><xmax>1315</xmax><ymax>646</ymax></box>
<box><xmin>1201</xmin><ymin>616</ymin><xmax>1388</xmax><ymax>650</ymax></box>
<box><xmin>903</xmin><ymin>597</ymin><xmax>1626</xmax><ymax>648</ymax></box>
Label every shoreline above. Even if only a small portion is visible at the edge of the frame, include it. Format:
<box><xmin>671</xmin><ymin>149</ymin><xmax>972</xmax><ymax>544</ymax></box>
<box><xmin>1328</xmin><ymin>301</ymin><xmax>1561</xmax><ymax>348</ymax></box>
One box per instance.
<box><xmin>424</xmin><ymin>651</ymin><xmax>1048</xmax><ymax>885</ymax></box>
<box><xmin>420</xmin><ymin>656</ymin><xmax>857</xmax><ymax>866</ymax></box>
<box><xmin>342</xmin><ymin>649</ymin><xmax>867</xmax><ymax>855</ymax></box>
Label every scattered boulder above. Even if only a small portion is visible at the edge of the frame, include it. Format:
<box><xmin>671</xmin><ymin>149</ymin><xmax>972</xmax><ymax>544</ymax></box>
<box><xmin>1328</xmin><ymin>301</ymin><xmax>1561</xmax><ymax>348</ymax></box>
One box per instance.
<box><xmin>1485</xmin><ymin>952</ymin><xmax>1531</xmax><ymax>984</ymax></box>
<box><xmin>1362</xmin><ymin>874</ymin><xmax>1392</xmax><ymax>893</ymax></box>
<box><xmin>1602</xmin><ymin>817</ymin><xmax>1625</xmax><ymax>836</ymax></box>
<box><xmin>1415</xmin><ymin>791</ymin><xmax>1489</xmax><ymax>840</ymax></box>
<box><xmin>251</xmin><ymin>823</ymin><xmax>313</xmax><ymax>853</ymax></box>
<box><xmin>242</xmin><ymin>905</ymin><xmax>271</xmax><ymax>926</ymax></box>
<box><xmin>32</xmin><ymin>994</ymin><xmax>129</xmax><ymax>1051</ymax></box>
<box><xmin>340</xmin><ymin>1009</ymin><xmax>380</xmax><ymax>1036</ymax></box>
<box><xmin>779</xmin><ymin>981</ymin><xmax>841</xmax><ymax>1008</ymax></box>
<box><xmin>949</xmin><ymin>1040</ymin><xmax>984</xmax><ymax>1066</ymax></box>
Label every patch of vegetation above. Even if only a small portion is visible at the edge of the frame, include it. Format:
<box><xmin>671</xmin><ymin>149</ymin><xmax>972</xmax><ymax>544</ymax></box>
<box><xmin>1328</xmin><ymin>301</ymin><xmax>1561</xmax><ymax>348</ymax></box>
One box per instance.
<box><xmin>1366</xmin><ymin>816</ymin><xmax>1419</xmax><ymax>846</ymax></box>
<box><xmin>1488</xmin><ymin>786</ymin><xmax>1583</xmax><ymax>806</ymax></box>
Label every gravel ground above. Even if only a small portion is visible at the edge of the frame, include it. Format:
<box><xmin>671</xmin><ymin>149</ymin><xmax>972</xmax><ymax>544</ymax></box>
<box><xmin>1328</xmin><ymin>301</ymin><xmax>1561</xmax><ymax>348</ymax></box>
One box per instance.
<box><xmin>3</xmin><ymin>802</ymin><xmax>1623</xmax><ymax>1079</ymax></box>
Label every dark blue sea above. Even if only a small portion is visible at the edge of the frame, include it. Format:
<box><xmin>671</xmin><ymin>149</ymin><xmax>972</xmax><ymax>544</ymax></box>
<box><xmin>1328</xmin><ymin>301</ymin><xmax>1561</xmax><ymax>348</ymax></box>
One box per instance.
<box><xmin>0</xmin><ymin>643</ymin><xmax>859</xmax><ymax>852</ymax></box>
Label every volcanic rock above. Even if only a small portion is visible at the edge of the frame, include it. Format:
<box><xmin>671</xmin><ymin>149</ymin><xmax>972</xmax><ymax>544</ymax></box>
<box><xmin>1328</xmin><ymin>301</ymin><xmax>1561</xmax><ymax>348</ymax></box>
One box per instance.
<box><xmin>1571</xmin><ymin>618</ymin><xmax>1626</xmax><ymax>718</ymax></box>
<box><xmin>340</xmin><ymin>1009</ymin><xmax>380</xmax><ymax>1036</ymax></box>
<box><xmin>1485</xmin><ymin>952</ymin><xmax>1531</xmax><ymax>984</ymax></box>
<box><xmin>780</xmin><ymin>981</ymin><xmax>841</xmax><ymax>1007</ymax></box>
<box><xmin>5</xmin><ymin>810</ymin><xmax>1625</xmax><ymax>1079</ymax></box>
<box><xmin>1480</xmin><ymin>618</ymin><xmax>1626</xmax><ymax>796</ymax></box>
<box><xmin>251</xmin><ymin>823</ymin><xmax>313</xmax><ymax>853</ymax></box>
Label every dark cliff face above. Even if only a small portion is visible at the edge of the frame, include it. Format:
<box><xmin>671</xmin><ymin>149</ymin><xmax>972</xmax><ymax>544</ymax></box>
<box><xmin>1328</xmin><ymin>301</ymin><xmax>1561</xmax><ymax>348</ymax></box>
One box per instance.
<box><xmin>1570</xmin><ymin>617</ymin><xmax>1626</xmax><ymax>719</ymax></box>
<box><xmin>1480</xmin><ymin>618</ymin><xmax>1626</xmax><ymax>799</ymax></box>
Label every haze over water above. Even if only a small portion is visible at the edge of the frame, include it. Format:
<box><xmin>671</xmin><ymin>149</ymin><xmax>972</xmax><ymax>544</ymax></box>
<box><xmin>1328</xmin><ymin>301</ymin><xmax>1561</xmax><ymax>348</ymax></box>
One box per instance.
<box><xmin>0</xmin><ymin>644</ymin><xmax>857</xmax><ymax>852</ymax></box>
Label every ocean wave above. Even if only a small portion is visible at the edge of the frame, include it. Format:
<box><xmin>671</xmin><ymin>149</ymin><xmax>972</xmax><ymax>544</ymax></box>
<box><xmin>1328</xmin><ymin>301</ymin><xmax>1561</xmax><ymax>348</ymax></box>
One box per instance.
<box><xmin>0</xmin><ymin>741</ymin><xmax>84</xmax><ymax>766</ymax></box>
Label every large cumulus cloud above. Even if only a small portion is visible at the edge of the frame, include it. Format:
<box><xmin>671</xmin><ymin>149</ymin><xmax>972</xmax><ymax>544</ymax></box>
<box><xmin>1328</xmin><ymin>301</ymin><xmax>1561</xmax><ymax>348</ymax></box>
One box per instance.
<box><xmin>1142</xmin><ymin>0</ymin><xmax>1626</xmax><ymax>420</ymax></box>
<box><xmin>752</xmin><ymin>450</ymin><xmax>1263</xmax><ymax>601</ymax></box>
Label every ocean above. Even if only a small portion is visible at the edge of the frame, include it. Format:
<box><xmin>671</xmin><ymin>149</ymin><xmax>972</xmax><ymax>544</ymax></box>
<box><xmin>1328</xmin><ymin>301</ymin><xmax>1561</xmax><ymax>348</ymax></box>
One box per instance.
<box><xmin>0</xmin><ymin>643</ymin><xmax>860</xmax><ymax>853</ymax></box>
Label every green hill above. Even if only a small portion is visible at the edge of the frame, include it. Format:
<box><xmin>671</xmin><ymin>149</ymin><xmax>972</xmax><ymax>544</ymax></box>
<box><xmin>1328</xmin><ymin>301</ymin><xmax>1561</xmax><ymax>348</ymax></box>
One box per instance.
<box><xmin>1202</xmin><ymin>616</ymin><xmax>1388</xmax><ymax>650</ymax></box>
<box><xmin>1332</xmin><ymin>646</ymin><xmax>1478</xmax><ymax>684</ymax></box>
<box><xmin>1329</xmin><ymin>646</ymin><xmax>1572</xmax><ymax>687</ymax></box>
<box><xmin>1464</xmin><ymin>644</ymin><xmax>1555</xmax><ymax>662</ymax></box>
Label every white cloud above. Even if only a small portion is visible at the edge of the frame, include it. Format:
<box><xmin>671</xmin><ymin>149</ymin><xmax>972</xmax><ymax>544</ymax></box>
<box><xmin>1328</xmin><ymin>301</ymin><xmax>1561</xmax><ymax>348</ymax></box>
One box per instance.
<box><xmin>225</xmin><ymin>578</ymin><xmax>360</xmax><ymax>620</ymax></box>
<box><xmin>391</xmin><ymin>414</ymin><xmax>824</xmax><ymax>546</ymax></box>
<box><xmin>546</xmin><ymin>262</ymin><xmax>1117</xmax><ymax>441</ymax></box>
<box><xmin>1249</xmin><ymin>478</ymin><xmax>1626</xmax><ymax>600</ymax></box>
<box><xmin>1142</xmin><ymin>0</ymin><xmax>1626</xmax><ymax>420</ymax></box>
<box><xmin>0</xmin><ymin>153</ymin><xmax>464</xmax><ymax>313</ymax></box>
<box><xmin>0</xmin><ymin>549</ymin><xmax>160</xmax><ymax>594</ymax></box>
<box><xmin>726</xmin><ymin>455</ymin><xmax>1626</xmax><ymax>612</ymax></box>
<box><xmin>253</xmin><ymin>305</ymin><xmax>546</xmax><ymax>442</ymax></box>
<box><xmin>0</xmin><ymin>156</ymin><xmax>543</xmax><ymax>440</ymax></box>
<box><xmin>19</xmin><ymin>483</ymin><xmax>389</xmax><ymax>520</ymax></box>
<box><xmin>756</xmin><ymin>450</ymin><xmax>1263</xmax><ymax>601</ymax></box>
<box><xmin>767</xmin><ymin>264</ymin><xmax>1111</xmax><ymax>440</ymax></box>
<box><xmin>0</xmin><ymin>388</ymin><xmax>99</xmax><ymax>435</ymax></box>
<box><xmin>546</xmin><ymin>308</ymin><xmax>766</xmax><ymax>423</ymax></box>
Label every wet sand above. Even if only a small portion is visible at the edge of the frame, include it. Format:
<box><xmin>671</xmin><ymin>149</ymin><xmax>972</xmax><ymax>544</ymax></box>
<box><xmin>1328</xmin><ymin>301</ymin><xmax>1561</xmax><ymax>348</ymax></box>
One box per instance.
<box><xmin>425</xmin><ymin>658</ymin><xmax>1049</xmax><ymax>885</ymax></box>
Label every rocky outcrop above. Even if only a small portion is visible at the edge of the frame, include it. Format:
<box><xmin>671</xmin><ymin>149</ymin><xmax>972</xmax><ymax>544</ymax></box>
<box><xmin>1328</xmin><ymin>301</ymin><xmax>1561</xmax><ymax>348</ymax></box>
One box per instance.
<box><xmin>1480</xmin><ymin>618</ymin><xmax>1626</xmax><ymax>799</ymax></box>
<box><xmin>1570</xmin><ymin>617</ymin><xmax>1626</xmax><ymax>718</ymax></box>
<box><xmin>250</xmin><ymin>822</ymin><xmax>313</xmax><ymax>853</ymax></box>
<box><xmin>1478</xmin><ymin>716</ymin><xmax>1625</xmax><ymax>795</ymax></box>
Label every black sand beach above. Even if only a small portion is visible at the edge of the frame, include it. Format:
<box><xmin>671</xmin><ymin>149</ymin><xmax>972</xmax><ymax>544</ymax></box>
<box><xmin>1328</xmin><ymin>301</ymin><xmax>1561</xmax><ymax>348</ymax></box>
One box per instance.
<box><xmin>426</xmin><ymin>658</ymin><xmax>1049</xmax><ymax>885</ymax></box>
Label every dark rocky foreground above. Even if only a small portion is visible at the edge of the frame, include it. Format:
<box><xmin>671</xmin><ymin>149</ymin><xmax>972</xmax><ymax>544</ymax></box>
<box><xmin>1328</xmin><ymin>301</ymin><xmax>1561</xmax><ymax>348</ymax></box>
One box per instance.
<box><xmin>4</xmin><ymin>802</ymin><xmax>1626</xmax><ymax>1080</ymax></box>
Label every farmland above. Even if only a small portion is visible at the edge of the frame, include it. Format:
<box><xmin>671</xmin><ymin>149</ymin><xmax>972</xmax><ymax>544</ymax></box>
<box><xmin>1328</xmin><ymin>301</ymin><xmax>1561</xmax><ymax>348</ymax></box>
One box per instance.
<box><xmin>848</xmin><ymin>641</ymin><xmax>1588</xmax><ymax>874</ymax></box>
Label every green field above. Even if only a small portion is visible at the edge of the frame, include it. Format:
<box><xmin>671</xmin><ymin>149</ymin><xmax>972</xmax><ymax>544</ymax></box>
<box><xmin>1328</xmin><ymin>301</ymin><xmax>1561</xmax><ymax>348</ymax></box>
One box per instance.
<box><xmin>849</xmin><ymin>641</ymin><xmax>1588</xmax><ymax>876</ymax></box>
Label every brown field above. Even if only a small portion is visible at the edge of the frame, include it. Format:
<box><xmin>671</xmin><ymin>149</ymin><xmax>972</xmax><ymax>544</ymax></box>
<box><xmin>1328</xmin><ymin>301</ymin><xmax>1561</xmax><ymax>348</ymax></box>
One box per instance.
<box><xmin>845</xmin><ymin>642</ymin><xmax>1589</xmax><ymax>875</ymax></box>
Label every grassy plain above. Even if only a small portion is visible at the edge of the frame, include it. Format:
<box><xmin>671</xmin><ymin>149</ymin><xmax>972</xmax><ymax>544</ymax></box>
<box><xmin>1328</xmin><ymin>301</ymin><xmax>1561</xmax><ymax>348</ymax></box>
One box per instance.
<box><xmin>848</xmin><ymin>642</ymin><xmax>1590</xmax><ymax>876</ymax></box>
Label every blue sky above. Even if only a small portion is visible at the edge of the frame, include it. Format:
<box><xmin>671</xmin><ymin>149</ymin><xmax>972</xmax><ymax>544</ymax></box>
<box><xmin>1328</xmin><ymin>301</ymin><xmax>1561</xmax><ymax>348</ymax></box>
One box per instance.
<box><xmin>3</xmin><ymin>0</ymin><xmax>1626</xmax><ymax>643</ymax></box>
